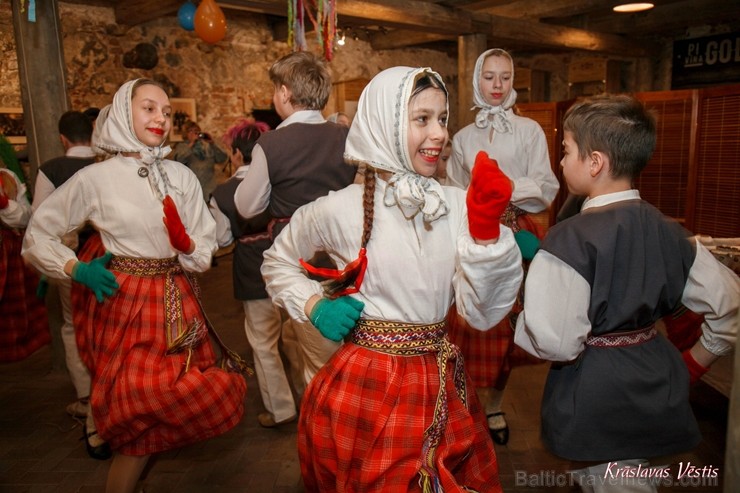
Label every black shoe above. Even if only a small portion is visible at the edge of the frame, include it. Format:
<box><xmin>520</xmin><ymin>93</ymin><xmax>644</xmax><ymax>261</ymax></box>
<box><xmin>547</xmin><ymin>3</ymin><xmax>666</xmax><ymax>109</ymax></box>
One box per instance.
<box><xmin>487</xmin><ymin>412</ymin><xmax>509</xmax><ymax>445</ymax></box>
<box><xmin>83</xmin><ymin>424</ymin><xmax>112</xmax><ymax>460</ymax></box>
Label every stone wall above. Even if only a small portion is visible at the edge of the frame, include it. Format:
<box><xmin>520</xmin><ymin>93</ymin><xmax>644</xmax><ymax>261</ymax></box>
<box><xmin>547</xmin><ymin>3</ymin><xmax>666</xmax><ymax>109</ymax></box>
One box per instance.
<box><xmin>1</xmin><ymin>2</ymin><xmax>458</xmax><ymax>142</ymax></box>
<box><xmin>3</xmin><ymin>2</ymin><xmax>707</xmax><ymax>144</ymax></box>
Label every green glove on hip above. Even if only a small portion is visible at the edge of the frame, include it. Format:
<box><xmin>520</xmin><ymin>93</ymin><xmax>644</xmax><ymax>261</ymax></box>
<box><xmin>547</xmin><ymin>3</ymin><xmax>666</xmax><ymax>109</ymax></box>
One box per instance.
<box><xmin>309</xmin><ymin>296</ymin><xmax>365</xmax><ymax>342</ymax></box>
<box><xmin>72</xmin><ymin>251</ymin><xmax>119</xmax><ymax>303</ymax></box>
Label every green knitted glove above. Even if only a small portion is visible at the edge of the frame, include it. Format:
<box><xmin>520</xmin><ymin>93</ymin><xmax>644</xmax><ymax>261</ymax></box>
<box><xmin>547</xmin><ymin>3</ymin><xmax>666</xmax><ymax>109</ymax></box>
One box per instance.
<box><xmin>71</xmin><ymin>251</ymin><xmax>119</xmax><ymax>303</ymax></box>
<box><xmin>514</xmin><ymin>230</ymin><xmax>541</xmax><ymax>261</ymax></box>
<box><xmin>309</xmin><ymin>296</ymin><xmax>365</xmax><ymax>342</ymax></box>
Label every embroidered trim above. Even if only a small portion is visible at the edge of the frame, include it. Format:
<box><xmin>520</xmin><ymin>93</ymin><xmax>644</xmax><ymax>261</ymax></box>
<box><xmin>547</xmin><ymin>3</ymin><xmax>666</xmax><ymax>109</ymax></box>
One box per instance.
<box><xmin>586</xmin><ymin>325</ymin><xmax>657</xmax><ymax>348</ymax></box>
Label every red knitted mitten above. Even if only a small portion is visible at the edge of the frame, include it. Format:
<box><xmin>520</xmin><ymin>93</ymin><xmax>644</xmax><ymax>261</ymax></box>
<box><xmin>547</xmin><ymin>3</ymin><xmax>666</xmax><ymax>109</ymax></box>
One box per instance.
<box><xmin>466</xmin><ymin>151</ymin><xmax>512</xmax><ymax>240</ymax></box>
<box><xmin>162</xmin><ymin>195</ymin><xmax>192</xmax><ymax>252</ymax></box>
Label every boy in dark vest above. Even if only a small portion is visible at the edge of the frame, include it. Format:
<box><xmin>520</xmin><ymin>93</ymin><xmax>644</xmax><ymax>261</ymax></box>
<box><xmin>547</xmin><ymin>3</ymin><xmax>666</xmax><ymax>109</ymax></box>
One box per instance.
<box><xmin>234</xmin><ymin>51</ymin><xmax>356</xmax><ymax>426</ymax></box>
<box><xmin>514</xmin><ymin>94</ymin><xmax>738</xmax><ymax>492</ymax></box>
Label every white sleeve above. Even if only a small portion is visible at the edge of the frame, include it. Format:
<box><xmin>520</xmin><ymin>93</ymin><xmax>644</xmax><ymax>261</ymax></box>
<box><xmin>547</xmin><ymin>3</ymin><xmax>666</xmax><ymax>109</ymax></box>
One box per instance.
<box><xmin>681</xmin><ymin>239</ymin><xmax>739</xmax><ymax>356</ymax></box>
<box><xmin>453</xmin><ymin>226</ymin><xmax>523</xmax><ymax>330</ymax></box>
<box><xmin>208</xmin><ymin>196</ymin><xmax>234</xmax><ymax>248</ymax></box>
<box><xmin>0</xmin><ymin>170</ymin><xmax>31</xmax><ymax>228</ymax></box>
<box><xmin>174</xmin><ymin>174</ymin><xmax>218</xmax><ymax>273</ymax></box>
<box><xmin>261</xmin><ymin>201</ymin><xmax>328</xmax><ymax>323</ymax></box>
<box><xmin>31</xmin><ymin>171</ymin><xmax>56</xmax><ymax>212</ymax></box>
<box><xmin>22</xmin><ymin>173</ymin><xmax>91</xmax><ymax>278</ymax></box>
<box><xmin>514</xmin><ymin>250</ymin><xmax>592</xmax><ymax>361</ymax></box>
<box><xmin>234</xmin><ymin>144</ymin><xmax>271</xmax><ymax>219</ymax></box>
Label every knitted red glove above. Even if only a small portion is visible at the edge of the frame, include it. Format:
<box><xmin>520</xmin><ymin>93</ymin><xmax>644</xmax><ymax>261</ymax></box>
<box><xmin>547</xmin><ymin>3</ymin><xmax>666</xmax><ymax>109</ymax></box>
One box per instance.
<box><xmin>466</xmin><ymin>151</ymin><xmax>512</xmax><ymax>240</ymax></box>
<box><xmin>163</xmin><ymin>195</ymin><xmax>192</xmax><ymax>253</ymax></box>
<box><xmin>682</xmin><ymin>349</ymin><xmax>709</xmax><ymax>385</ymax></box>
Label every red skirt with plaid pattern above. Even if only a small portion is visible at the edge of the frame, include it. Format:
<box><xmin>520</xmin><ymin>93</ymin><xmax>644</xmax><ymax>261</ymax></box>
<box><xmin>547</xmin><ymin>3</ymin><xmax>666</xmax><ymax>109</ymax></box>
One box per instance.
<box><xmin>0</xmin><ymin>229</ymin><xmax>49</xmax><ymax>362</ymax></box>
<box><xmin>298</xmin><ymin>342</ymin><xmax>502</xmax><ymax>492</ymax></box>
<box><xmin>71</xmin><ymin>235</ymin><xmax>246</xmax><ymax>455</ymax></box>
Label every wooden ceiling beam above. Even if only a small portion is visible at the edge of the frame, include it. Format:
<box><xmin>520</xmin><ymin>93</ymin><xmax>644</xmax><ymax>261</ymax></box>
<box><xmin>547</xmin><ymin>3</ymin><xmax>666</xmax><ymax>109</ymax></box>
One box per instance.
<box><xmin>370</xmin><ymin>30</ymin><xmax>455</xmax><ymax>50</ymax></box>
<box><xmin>114</xmin><ymin>0</ymin><xmax>182</xmax><ymax>26</ymax></box>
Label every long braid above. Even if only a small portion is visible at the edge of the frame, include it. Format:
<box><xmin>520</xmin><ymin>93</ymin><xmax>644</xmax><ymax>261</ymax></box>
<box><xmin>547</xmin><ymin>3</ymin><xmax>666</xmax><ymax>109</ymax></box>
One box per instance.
<box><xmin>317</xmin><ymin>164</ymin><xmax>374</xmax><ymax>298</ymax></box>
<box><xmin>360</xmin><ymin>166</ymin><xmax>376</xmax><ymax>248</ymax></box>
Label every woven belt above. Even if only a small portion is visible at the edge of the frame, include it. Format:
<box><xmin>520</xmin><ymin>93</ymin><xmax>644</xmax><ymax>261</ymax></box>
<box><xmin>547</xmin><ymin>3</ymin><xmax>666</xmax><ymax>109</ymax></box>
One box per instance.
<box><xmin>351</xmin><ymin>319</ymin><xmax>466</xmax><ymax>492</ymax></box>
<box><xmin>586</xmin><ymin>324</ymin><xmax>657</xmax><ymax>347</ymax></box>
<box><xmin>238</xmin><ymin>217</ymin><xmax>290</xmax><ymax>245</ymax></box>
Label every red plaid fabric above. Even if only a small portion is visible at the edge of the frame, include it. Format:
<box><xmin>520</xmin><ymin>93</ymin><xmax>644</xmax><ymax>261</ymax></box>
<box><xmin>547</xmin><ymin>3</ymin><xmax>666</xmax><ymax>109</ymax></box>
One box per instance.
<box><xmin>0</xmin><ymin>229</ymin><xmax>49</xmax><ymax>362</ymax></box>
<box><xmin>298</xmin><ymin>342</ymin><xmax>502</xmax><ymax>492</ymax></box>
<box><xmin>71</xmin><ymin>232</ymin><xmax>105</xmax><ymax>371</ymax></box>
<box><xmin>71</xmin><ymin>238</ymin><xmax>246</xmax><ymax>455</ymax></box>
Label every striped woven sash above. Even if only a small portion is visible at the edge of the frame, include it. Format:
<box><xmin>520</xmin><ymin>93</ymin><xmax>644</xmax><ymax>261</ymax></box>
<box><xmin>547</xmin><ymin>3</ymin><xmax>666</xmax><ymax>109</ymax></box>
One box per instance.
<box><xmin>351</xmin><ymin>319</ymin><xmax>469</xmax><ymax>493</ymax></box>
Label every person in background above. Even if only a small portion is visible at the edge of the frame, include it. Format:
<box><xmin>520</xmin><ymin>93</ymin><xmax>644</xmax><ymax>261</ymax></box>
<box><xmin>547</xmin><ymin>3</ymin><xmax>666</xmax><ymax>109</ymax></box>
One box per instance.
<box><xmin>32</xmin><ymin>110</ymin><xmax>110</xmax><ymax>460</ymax></box>
<box><xmin>172</xmin><ymin>120</ymin><xmax>227</xmax><ymax>200</ymax></box>
<box><xmin>445</xmin><ymin>48</ymin><xmax>560</xmax><ymax>445</ymax></box>
<box><xmin>234</xmin><ymin>51</ymin><xmax>357</xmax><ymax>392</ymax></box>
<box><xmin>210</xmin><ymin>118</ymin><xmax>306</xmax><ymax>428</ymax></box>
<box><xmin>326</xmin><ymin>111</ymin><xmax>351</xmax><ymax>127</ymax></box>
<box><xmin>22</xmin><ymin>79</ymin><xmax>247</xmax><ymax>493</ymax></box>
<box><xmin>514</xmin><ymin>94</ymin><xmax>738</xmax><ymax>492</ymax></box>
<box><xmin>262</xmin><ymin>65</ymin><xmax>523</xmax><ymax>492</ymax></box>
<box><xmin>0</xmin><ymin>139</ymin><xmax>49</xmax><ymax>363</ymax></box>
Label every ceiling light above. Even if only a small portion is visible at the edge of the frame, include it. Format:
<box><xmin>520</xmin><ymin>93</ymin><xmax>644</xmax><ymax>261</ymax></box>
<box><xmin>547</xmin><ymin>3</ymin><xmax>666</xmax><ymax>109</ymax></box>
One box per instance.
<box><xmin>613</xmin><ymin>3</ymin><xmax>654</xmax><ymax>13</ymax></box>
<box><xmin>337</xmin><ymin>30</ymin><xmax>346</xmax><ymax>46</ymax></box>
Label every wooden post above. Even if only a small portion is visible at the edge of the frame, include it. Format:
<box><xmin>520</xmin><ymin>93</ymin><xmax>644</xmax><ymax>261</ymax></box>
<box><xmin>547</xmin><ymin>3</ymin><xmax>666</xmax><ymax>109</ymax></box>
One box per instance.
<box><xmin>457</xmin><ymin>34</ymin><xmax>487</xmax><ymax>133</ymax></box>
<box><xmin>12</xmin><ymin>0</ymin><xmax>69</xmax><ymax>372</ymax></box>
<box><xmin>12</xmin><ymin>0</ymin><xmax>69</xmax><ymax>185</ymax></box>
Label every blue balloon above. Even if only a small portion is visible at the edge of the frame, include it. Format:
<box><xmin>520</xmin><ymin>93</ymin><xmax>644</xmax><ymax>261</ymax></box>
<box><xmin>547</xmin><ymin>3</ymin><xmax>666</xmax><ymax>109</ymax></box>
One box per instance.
<box><xmin>178</xmin><ymin>1</ymin><xmax>196</xmax><ymax>31</ymax></box>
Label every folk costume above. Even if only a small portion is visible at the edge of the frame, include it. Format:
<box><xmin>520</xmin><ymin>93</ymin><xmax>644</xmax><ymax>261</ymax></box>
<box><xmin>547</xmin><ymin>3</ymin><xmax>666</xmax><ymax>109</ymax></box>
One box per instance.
<box><xmin>22</xmin><ymin>80</ymin><xmax>247</xmax><ymax>456</ymax></box>
<box><xmin>0</xmin><ymin>167</ymin><xmax>49</xmax><ymax>362</ymax></box>
<box><xmin>234</xmin><ymin>110</ymin><xmax>356</xmax><ymax>386</ymax></box>
<box><xmin>262</xmin><ymin>67</ymin><xmax>523</xmax><ymax>492</ymax></box>
<box><xmin>445</xmin><ymin>50</ymin><xmax>559</xmax><ymax>439</ymax></box>
<box><xmin>514</xmin><ymin>191</ymin><xmax>738</xmax><ymax>462</ymax></box>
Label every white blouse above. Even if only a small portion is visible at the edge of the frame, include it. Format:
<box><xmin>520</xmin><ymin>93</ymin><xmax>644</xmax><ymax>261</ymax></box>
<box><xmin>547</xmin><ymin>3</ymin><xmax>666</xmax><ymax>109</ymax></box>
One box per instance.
<box><xmin>22</xmin><ymin>155</ymin><xmax>216</xmax><ymax>278</ymax></box>
<box><xmin>262</xmin><ymin>179</ymin><xmax>523</xmax><ymax>329</ymax></box>
<box><xmin>447</xmin><ymin>113</ymin><xmax>559</xmax><ymax>213</ymax></box>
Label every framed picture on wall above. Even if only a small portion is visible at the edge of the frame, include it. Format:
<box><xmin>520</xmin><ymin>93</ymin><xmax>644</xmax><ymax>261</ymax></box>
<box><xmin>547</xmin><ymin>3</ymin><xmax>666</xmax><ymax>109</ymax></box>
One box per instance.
<box><xmin>169</xmin><ymin>98</ymin><xmax>196</xmax><ymax>142</ymax></box>
<box><xmin>0</xmin><ymin>107</ymin><xmax>26</xmax><ymax>144</ymax></box>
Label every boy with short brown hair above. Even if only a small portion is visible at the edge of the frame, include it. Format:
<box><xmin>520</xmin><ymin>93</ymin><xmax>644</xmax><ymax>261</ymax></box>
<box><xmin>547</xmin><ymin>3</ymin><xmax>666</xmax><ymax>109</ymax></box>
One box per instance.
<box><xmin>514</xmin><ymin>94</ymin><xmax>738</xmax><ymax>492</ymax></box>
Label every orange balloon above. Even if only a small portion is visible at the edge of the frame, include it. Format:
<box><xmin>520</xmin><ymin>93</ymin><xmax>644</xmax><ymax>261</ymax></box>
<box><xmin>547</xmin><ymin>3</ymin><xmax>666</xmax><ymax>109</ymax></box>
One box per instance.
<box><xmin>194</xmin><ymin>0</ymin><xmax>227</xmax><ymax>44</ymax></box>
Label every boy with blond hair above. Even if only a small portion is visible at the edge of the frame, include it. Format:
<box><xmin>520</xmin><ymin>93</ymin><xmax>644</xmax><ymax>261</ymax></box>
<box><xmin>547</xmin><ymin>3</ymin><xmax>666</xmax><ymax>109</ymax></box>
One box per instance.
<box><xmin>234</xmin><ymin>51</ymin><xmax>356</xmax><ymax>427</ymax></box>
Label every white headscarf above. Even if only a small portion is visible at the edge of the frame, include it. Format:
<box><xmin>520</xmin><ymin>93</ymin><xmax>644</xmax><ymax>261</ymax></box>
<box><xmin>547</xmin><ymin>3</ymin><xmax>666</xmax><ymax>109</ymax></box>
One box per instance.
<box><xmin>472</xmin><ymin>49</ymin><xmax>518</xmax><ymax>134</ymax></box>
<box><xmin>344</xmin><ymin>66</ymin><xmax>449</xmax><ymax>223</ymax></box>
<box><xmin>92</xmin><ymin>79</ymin><xmax>179</xmax><ymax>198</ymax></box>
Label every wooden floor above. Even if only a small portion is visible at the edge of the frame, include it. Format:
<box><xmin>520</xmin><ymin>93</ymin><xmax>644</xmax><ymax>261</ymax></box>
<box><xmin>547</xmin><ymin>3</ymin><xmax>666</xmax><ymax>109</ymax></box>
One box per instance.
<box><xmin>0</xmin><ymin>252</ymin><xmax>730</xmax><ymax>492</ymax></box>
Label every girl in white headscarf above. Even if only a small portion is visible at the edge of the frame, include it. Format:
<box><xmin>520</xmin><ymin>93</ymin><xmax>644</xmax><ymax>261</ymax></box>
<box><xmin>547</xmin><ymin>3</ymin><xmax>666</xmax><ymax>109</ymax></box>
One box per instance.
<box><xmin>22</xmin><ymin>79</ymin><xmax>247</xmax><ymax>493</ymax></box>
<box><xmin>262</xmin><ymin>66</ymin><xmax>522</xmax><ymax>492</ymax></box>
<box><xmin>445</xmin><ymin>48</ymin><xmax>560</xmax><ymax>447</ymax></box>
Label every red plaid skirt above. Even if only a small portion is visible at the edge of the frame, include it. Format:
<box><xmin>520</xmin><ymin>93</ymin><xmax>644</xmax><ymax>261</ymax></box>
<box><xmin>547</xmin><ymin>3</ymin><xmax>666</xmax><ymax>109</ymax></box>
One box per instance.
<box><xmin>0</xmin><ymin>229</ymin><xmax>49</xmax><ymax>362</ymax></box>
<box><xmin>298</xmin><ymin>339</ymin><xmax>502</xmax><ymax>492</ymax></box>
<box><xmin>71</xmin><ymin>239</ymin><xmax>246</xmax><ymax>455</ymax></box>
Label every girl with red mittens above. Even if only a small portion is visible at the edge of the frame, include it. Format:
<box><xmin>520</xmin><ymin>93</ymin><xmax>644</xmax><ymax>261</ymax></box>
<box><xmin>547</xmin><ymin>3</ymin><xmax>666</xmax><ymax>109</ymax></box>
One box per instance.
<box><xmin>262</xmin><ymin>67</ymin><xmax>523</xmax><ymax>492</ymax></box>
<box><xmin>22</xmin><ymin>79</ymin><xmax>247</xmax><ymax>493</ymax></box>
